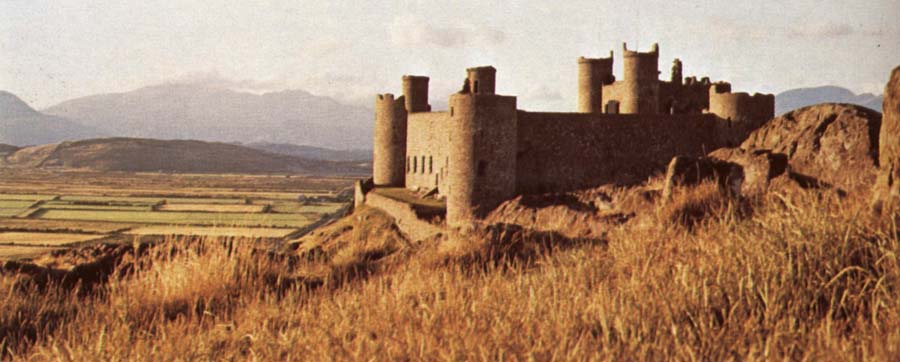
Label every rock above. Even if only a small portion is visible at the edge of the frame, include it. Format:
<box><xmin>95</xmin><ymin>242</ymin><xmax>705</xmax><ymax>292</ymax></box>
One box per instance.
<box><xmin>873</xmin><ymin>66</ymin><xmax>900</xmax><ymax>213</ymax></box>
<box><xmin>738</xmin><ymin>103</ymin><xmax>881</xmax><ymax>191</ymax></box>
<box><xmin>709</xmin><ymin>148</ymin><xmax>789</xmax><ymax>195</ymax></box>
<box><xmin>662</xmin><ymin>156</ymin><xmax>743</xmax><ymax>199</ymax></box>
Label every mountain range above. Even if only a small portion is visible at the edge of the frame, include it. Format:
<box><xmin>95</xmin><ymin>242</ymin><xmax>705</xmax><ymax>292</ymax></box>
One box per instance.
<box><xmin>774</xmin><ymin>86</ymin><xmax>883</xmax><ymax>115</ymax></box>
<box><xmin>41</xmin><ymin>83</ymin><xmax>373</xmax><ymax>150</ymax></box>
<box><xmin>0</xmin><ymin>91</ymin><xmax>104</xmax><ymax>146</ymax></box>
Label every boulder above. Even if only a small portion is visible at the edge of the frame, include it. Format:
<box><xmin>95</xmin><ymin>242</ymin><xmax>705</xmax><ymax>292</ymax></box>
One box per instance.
<box><xmin>662</xmin><ymin>156</ymin><xmax>743</xmax><ymax>199</ymax></box>
<box><xmin>739</xmin><ymin>103</ymin><xmax>881</xmax><ymax>191</ymax></box>
<box><xmin>709</xmin><ymin>148</ymin><xmax>789</xmax><ymax>195</ymax></box>
<box><xmin>873</xmin><ymin>66</ymin><xmax>900</xmax><ymax>213</ymax></box>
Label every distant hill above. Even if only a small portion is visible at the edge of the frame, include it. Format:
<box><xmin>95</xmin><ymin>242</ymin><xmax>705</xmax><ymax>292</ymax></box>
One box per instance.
<box><xmin>0</xmin><ymin>137</ymin><xmax>369</xmax><ymax>175</ymax></box>
<box><xmin>42</xmin><ymin>84</ymin><xmax>373</xmax><ymax>150</ymax></box>
<box><xmin>242</xmin><ymin>142</ymin><xmax>371</xmax><ymax>162</ymax></box>
<box><xmin>776</xmin><ymin>86</ymin><xmax>883</xmax><ymax>115</ymax></box>
<box><xmin>0</xmin><ymin>91</ymin><xmax>104</xmax><ymax>146</ymax></box>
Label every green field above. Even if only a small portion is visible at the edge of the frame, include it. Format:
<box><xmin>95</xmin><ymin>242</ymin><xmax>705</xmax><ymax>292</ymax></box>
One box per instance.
<box><xmin>0</xmin><ymin>194</ymin><xmax>57</xmax><ymax>201</ymax></box>
<box><xmin>41</xmin><ymin>201</ymin><xmax>153</xmax><ymax>211</ymax></box>
<box><xmin>0</xmin><ymin>200</ymin><xmax>38</xmax><ymax>209</ymax></box>
<box><xmin>266</xmin><ymin>201</ymin><xmax>346</xmax><ymax>214</ymax></box>
<box><xmin>0</xmin><ymin>209</ymin><xmax>25</xmax><ymax>217</ymax></box>
<box><xmin>37</xmin><ymin>209</ymin><xmax>315</xmax><ymax>228</ymax></box>
<box><xmin>59</xmin><ymin>195</ymin><xmax>250</xmax><ymax>204</ymax></box>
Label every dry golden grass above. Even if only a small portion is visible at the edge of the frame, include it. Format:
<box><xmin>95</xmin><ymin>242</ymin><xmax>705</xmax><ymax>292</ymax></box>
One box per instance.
<box><xmin>1</xmin><ymin>189</ymin><xmax>899</xmax><ymax>360</ymax></box>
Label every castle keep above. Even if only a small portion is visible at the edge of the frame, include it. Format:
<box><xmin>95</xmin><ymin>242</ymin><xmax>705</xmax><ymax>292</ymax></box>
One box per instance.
<box><xmin>364</xmin><ymin>43</ymin><xmax>775</xmax><ymax>229</ymax></box>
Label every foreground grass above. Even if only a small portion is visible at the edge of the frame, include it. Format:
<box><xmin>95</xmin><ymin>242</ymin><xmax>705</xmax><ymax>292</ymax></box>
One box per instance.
<box><xmin>2</xmin><ymin>190</ymin><xmax>899</xmax><ymax>360</ymax></box>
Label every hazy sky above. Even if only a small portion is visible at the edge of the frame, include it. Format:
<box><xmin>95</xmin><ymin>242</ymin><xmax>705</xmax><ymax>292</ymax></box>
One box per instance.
<box><xmin>2</xmin><ymin>0</ymin><xmax>898</xmax><ymax>111</ymax></box>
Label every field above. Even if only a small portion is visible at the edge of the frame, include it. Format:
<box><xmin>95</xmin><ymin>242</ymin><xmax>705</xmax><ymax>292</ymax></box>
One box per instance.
<box><xmin>0</xmin><ymin>232</ymin><xmax>104</xmax><ymax>246</ymax></box>
<box><xmin>0</xmin><ymin>170</ymin><xmax>354</xmax><ymax>259</ymax></box>
<box><xmin>126</xmin><ymin>226</ymin><xmax>297</xmax><ymax>238</ymax></box>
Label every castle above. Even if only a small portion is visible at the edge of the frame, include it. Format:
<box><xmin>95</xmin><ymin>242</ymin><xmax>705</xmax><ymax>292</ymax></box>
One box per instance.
<box><xmin>362</xmin><ymin>43</ymin><xmax>775</xmax><ymax>229</ymax></box>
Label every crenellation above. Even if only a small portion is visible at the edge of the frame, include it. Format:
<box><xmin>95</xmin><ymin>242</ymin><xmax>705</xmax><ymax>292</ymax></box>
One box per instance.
<box><xmin>364</xmin><ymin>42</ymin><xmax>775</xmax><ymax>229</ymax></box>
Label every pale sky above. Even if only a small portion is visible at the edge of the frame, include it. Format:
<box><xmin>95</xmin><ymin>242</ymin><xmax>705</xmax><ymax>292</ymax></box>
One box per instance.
<box><xmin>2</xmin><ymin>0</ymin><xmax>898</xmax><ymax>111</ymax></box>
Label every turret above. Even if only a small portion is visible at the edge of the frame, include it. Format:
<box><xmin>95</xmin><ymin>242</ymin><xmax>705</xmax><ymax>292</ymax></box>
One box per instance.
<box><xmin>447</xmin><ymin>67</ymin><xmax>517</xmax><ymax>228</ymax></box>
<box><xmin>402</xmin><ymin>75</ymin><xmax>430</xmax><ymax>112</ymax></box>
<box><xmin>671</xmin><ymin>59</ymin><xmax>683</xmax><ymax>86</ymax></box>
<box><xmin>577</xmin><ymin>53</ymin><xmax>614</xmax><ymax>113</ymax></box>
<box><xmin>620</xmin><ymin>42</ymin><xmax>660</xmax><ymax>114</ymax></box>
<box><xmin>708</xmin><ymin>83</ymin><xmax>774</xmax><ymax>123</ymax></box>
<box><xmin>466</xmin><ymin>66</ymin><xmax>496</xmax><ymax>95</ymax></box>
<box><xmin>372</xmin><ymin>93</ymin><xmax>408</xmax><ymax>186</ymax></box>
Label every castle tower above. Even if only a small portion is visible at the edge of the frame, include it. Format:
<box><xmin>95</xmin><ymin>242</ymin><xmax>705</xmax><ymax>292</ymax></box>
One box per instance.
<box><xmin>620</xmin><ymin>42</ymin><xmax>660</xmax><ymax>114</ymax></box>
<box><xmin>671</xmin><ymin>58</ymin><xmax>683</xmax><ymax>86</ymax></box>
<box><xmin>577</xmin><ymin>53</ymin><xmax>614</xmax><ymax>113</ymax></box>
<box><xmin>402</xmin><ymin>75</ymin><xmax>430</xmax><ymax>112</ymax></box>
<box><xmin>447</xmin><ymin>68</ymin><xmax>517</xmax><ymax>228</ymax></box>
<box><xmin>372</xmin><ymin>93</ymin><xmax>408</xmax><ymax>186</ymax></box>
<box><xmin>466</xmin><ymin>66</ymin><xmax>496</xmax><ymax>95</ymax></box>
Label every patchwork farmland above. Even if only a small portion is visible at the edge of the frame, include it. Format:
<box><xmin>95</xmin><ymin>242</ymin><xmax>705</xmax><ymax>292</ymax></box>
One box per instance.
<box><xmin>0</xmin><ymin>170</ymin><xmax>354</xmax><ymax>259</ymax></box>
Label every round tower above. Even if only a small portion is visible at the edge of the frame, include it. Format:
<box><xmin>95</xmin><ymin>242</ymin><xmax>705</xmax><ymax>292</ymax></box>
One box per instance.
<box><xmin>671</xmin><ymin>58</ymin><xmax>683</xmax><ymax>86</ymax></box>
<box><xmin>577</xmin><ymin>53</ymin><xmax>614</xmax><ymax>113</ymax></box>
<box><xmin>402</xmin><ymin>75</ymin><xmax>430</xmax><ymax>112</ymax></box>
<box><xmin>446</xmin><ymin>92</ymin><xmax>518</xmax><ymax>229</ymax></box>
<box><xmin>621</xmin><ymin>42</ymin><xmax>660</xmax><ymax>114</ymax></box>
<box><xmin>372</xmin><ymin>93</ymin><xmax>408</xmax><ymax>186</ymax></box>
<box><xmin>466</xmin><ymin>66</ymin><xmax>496</xmax><ymax>95</ymax></box>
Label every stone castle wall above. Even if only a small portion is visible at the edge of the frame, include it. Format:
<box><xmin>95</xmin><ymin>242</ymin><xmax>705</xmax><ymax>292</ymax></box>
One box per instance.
<box><xmin>405</xmin><ymin>111</ymin><xmax>451</xmax><ymax>194</ymax></box>
<box><xmin>515</xmin><ymin>112</ymin><xmax>722</xmax><ymax>194</ymax></box>
<box><xmin>364</xmin><ymin>192</ymin><xmax>443</xmax><ymax>241</ymax></box>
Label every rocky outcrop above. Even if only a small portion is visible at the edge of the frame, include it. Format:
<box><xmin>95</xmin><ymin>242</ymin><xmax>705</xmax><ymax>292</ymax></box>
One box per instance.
<box><xmin>738</xmin><ymin>103</ymin><xmax>881</xmax><ymax>191</ymax></box>
<box><xmin>661</xmin><ymin>156</ymin><xmax>743</xmax><ymax>199</ymax></box>
<box><xmin>873</xmin><ymin>66</ymin><xmax>900</xmax><ymax>213</ymax></box>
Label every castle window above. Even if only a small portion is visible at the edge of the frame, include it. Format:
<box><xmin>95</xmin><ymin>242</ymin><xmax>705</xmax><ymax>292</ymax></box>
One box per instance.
<box><xmin>406</xmin><ymin>157</ymin><xmax>410</xmax><ymax>173</ymax></box>
<box><xmin>421</xmin><ymin>156</ymin><xmax>426</xmax><ymax>174</ymax></box>
<box><xmin>477</xmin><ymin>160</ymin><xmax>487</xmax><ymax>177</ymax></box>
<box><xmin>474</xmin><ymin>81</ymin><xmax>479</xmax><ymax>94</ymax></box>
<box><xmin>429</xmin><ymin>156</ymin><xmax>433</xmax><ymax>174</ymax></box>
<box><xmin>606</xmin><ymin>100</ymin><xmax>619</xmax><ymax>114</ymax></box>
<box><xmin>450</xmin><ymin>107</ymin><xmax>454</xmax><ymax>116</ymax></box>
<box><xmin>413</xmin><ymin>157</ymin><xmax>417</xmax><ymax>173</ymax></box>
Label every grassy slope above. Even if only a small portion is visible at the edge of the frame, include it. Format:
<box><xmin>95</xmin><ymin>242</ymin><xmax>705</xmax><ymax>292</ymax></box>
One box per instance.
<box><xmin>2</xmin><ymin>190</ymin><xmax>899</xmax><ymax>360</ymax></box>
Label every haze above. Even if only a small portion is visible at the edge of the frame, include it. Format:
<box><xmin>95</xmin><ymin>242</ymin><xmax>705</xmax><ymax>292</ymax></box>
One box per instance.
<box><xmin>2</xmin><ymin>0</ymin><xmax>898</xmax><ymax>111</ymax></box>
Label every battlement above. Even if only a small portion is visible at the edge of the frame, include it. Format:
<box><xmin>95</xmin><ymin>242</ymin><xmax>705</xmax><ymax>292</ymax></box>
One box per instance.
<box><xmin>577</xmin><ymin>53</ymin><xmax>615</xmax><ymax>114</ymax></box>
<box><xmin>577</xmin><ymin>52</ymin><xmax>614</xmax><ymax>65</ymax></box>
<box><xmin>623</xmin><ymin>42</ymin><xmax>659</xmax><ymax>57</ymax></box>
<box><xmin>402</xmin><ymin>75</ymin><xmax>430</xmax><ymax>112</ymax></box>
<box><xmin>465</xmin><ymin>66</ymin><xmax>497</xmax><ymax>95</ymax></box>
<box><xmin>709</xmin><ymin>86</ymin><xmax>775</xmax><ymax>123</ymax></box>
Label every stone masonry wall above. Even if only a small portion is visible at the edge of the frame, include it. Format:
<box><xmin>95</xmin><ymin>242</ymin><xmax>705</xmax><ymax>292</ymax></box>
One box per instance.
<box><xmin>515</xmin><ymin>112</ymin><xmax>722</xmax><ymax>194</ymax></box>
<box><xmin>365</xmin><ymin>192</ymin><xmax>443</xmax><ymax>241</ymax></box>
<box><xmin>405</xmin><ymin>111</ymin><xmax>451</xmax><ymax>195</ymax></box>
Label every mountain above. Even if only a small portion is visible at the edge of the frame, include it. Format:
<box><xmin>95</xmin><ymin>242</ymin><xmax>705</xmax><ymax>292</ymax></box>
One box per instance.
<box><xmin>242</xmin><ymin>142</ymin><xmax>371</xmax><ymax>162</ymax></box>
<box><xmin>0</xmin><ymin>91</ymin><xmax>104</xmax><ymax>146</ymax></box>
<box><xmin>42</xmin><ymin>84</ymin><xmax>373</xmax><ymax>150</ymax></box>
<box><xmin>0</xmin><ymin>137</ymin><xmax>369</xmax><ymax>175</ymax></box>
<box><xmin>775</xmin><ymin>86</ymin><xmax>883</xmax><ymax>115</ymax></box>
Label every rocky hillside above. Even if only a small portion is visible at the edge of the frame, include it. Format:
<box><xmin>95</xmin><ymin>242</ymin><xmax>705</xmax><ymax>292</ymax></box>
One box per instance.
<box><xmin>0</xmin><ymin>138</ymin><xmax>369</xmax><ymax>175</ymax></box>
<box><xmin>725</xmin><ymin>103</ymin><xmax>882</xmax><ymax>191</ymax></box>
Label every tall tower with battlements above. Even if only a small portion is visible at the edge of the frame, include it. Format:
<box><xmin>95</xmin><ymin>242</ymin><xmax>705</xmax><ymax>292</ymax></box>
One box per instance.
<box><xmin>447</xmin><ymin>66</ymin><xmax>517</xmax><ymax>228</ymax></box>
<box><xmin>577</xmin><ymin>53</ymin><xmax>614</xmax><ymax>113</ymax></box>
<box><xmin>620</xmin><ymin>42</ymin><xmax>660</xmax><ymax>114</ymax></box>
